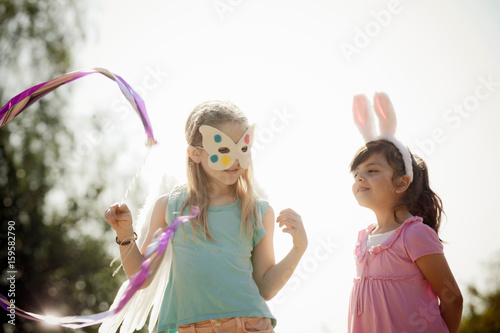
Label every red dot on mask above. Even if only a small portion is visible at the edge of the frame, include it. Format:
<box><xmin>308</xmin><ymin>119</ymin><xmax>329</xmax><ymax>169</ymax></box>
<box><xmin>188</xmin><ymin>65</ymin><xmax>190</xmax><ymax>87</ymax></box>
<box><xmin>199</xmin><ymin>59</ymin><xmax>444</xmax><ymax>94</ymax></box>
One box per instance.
<box><xmin>245</xmin><ymin>134</ymin><xmax>250</xmax><ymax>144</ymax></box>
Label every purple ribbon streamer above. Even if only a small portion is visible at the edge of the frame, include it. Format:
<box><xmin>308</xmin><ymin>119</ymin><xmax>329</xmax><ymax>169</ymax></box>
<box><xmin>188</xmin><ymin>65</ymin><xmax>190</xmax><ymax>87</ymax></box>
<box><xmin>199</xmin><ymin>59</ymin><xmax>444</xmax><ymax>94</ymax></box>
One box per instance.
<box><xmin>0</xmin><ymin>206</ymin><xmax>199</xmax><ymax>328</ymax></box>
<box><xmin>0</xmin><ymin>68</ymin><xmax>156</xmax><ymax>145</ymax></box>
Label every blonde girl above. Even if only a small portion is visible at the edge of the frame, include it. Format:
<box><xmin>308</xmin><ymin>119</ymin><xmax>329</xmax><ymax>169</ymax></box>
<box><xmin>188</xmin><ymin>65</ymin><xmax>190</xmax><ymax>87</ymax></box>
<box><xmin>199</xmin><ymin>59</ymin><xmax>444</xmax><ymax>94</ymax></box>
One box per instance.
<box><xmin>105</xmin><ymin>100</ymin><xmax>307</xmax><ymax>332</ymax></box>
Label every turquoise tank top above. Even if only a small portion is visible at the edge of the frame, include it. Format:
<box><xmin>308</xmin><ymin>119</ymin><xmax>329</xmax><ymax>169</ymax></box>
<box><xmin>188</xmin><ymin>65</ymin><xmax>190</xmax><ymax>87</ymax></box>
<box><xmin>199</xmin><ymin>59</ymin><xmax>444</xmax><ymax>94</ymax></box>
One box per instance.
<box><xmin>157</xmin><ymin>187</ymin><xmax>276</xmax><ymax>332</ymax></box>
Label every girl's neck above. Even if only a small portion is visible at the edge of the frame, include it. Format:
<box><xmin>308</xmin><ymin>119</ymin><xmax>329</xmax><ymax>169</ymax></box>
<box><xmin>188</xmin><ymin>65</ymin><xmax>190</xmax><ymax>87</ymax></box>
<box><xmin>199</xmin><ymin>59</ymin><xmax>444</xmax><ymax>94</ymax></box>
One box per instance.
<box><xmin>207</xmin><ymin>182</ymin><xmax>235</xmax><ymax>207</ymax></box>
<box><xmin>372</xmin><ymin>207</ymin><xmax>413</xmax><ymax>234</ymax></box>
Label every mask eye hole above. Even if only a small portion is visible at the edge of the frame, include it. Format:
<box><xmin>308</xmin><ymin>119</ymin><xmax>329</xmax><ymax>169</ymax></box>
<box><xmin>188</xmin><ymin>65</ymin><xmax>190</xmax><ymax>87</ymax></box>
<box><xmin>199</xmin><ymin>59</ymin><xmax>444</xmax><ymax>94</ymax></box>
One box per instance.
<box><xmin>218</xmin><ymin>147</ymin><xmax>230</xmax><ymax>154</ymax></box>
<box><xmin>241</xmin><ymin>146</ymin><xmax>248</xmax><ymax>153</ymax></box>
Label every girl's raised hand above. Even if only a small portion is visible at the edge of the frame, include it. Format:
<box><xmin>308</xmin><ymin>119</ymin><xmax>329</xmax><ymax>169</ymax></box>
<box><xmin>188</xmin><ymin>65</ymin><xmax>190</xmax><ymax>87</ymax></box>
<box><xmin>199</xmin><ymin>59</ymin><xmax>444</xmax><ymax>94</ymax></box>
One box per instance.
<box><xmin>105</xmin><ymin>203</ymin><xmax>133</xmax><ymax>234</ymax></box>
<box><xmin>276</xmin><ymin>208</ymin><xmax>308</xmax><ymax>253</ymax></box>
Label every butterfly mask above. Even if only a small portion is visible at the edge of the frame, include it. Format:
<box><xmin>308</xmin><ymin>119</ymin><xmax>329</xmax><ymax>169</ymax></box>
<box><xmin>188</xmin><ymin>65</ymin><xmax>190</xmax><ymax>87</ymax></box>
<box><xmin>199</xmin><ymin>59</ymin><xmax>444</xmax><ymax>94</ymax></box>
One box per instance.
<box><xmin>198</xmin><ymin>124</ymin><xmax>255</xmax><ymax>170</ymax></box>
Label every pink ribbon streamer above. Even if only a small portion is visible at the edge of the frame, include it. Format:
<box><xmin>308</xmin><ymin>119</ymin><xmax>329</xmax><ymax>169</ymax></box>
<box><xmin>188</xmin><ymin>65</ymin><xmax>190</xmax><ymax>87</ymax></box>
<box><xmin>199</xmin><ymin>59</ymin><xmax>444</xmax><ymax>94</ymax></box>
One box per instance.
<box><xmin>0</xmin><ymin>68</ymin><xmax>157</xmax><ymax>145</ymax></box>
<box><xmin>0</xmin><ymin>206</ymin><xmax>199</xmax><ymax>328</ymax></box>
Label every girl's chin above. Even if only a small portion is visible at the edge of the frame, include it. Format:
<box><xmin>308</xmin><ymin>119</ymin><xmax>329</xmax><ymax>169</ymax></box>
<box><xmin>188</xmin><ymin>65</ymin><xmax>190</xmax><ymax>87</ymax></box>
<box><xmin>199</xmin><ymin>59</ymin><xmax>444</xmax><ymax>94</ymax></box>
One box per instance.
<box><xmin>355</xmin><ymin>199</ymin><xmax>373</xmax><ymax>209</ymax></box>
<box><xmin>214</xmin><ymin>175</ymin><xmax>241</xmax><ymax>186</ymax></box>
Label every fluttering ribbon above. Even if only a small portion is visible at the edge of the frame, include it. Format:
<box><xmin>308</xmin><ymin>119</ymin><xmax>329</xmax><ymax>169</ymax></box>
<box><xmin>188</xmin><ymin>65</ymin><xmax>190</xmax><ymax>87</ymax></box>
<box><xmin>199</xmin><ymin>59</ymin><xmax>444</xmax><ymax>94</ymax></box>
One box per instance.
<box><xmin>0</xmin><ymin>68</ymin><xmax>166</xmax><ymax>328</ymax></box>
<box><xmin>0</xmin><ymin>207</ymin><xmax>199</xmax><ymax>329</ymax></box>
<box><xmin>0</xmin><ymin>67</ymin><xmax>157</xmax><ymax>146</ymax></box>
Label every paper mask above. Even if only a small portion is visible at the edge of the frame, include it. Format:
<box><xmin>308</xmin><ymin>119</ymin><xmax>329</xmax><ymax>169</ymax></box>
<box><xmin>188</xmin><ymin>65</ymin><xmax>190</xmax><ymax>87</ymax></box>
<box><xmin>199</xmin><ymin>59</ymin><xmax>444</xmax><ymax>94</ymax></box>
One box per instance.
<box><xmin>199</xmin><ymin>124</ymin><xmax>255</xmax><ymax>170</ymax></box>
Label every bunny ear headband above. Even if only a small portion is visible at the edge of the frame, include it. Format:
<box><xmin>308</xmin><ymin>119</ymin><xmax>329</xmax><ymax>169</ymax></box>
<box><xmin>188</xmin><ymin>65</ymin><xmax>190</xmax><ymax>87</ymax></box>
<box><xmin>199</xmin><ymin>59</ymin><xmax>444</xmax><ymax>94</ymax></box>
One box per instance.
<box><xmin>352</xmin><ymin>92</ymin><xmax>414</xmax><ymax>182</ymax></box>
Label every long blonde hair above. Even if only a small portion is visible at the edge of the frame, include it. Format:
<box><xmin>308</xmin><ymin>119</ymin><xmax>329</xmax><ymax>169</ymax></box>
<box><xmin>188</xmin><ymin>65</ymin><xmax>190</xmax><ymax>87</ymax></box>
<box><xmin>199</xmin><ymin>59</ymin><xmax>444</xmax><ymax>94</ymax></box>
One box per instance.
<box><xmin>180</xmin><ymin>100</ymin><xmax>259</xmax><ymax>240</ymax></box>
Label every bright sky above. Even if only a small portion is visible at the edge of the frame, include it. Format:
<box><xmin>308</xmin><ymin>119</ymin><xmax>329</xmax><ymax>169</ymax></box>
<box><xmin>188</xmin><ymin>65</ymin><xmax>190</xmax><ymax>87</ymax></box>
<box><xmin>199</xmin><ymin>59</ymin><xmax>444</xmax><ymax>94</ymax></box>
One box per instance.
<box><xmin>69</xmin><ymin>0</ymin><xmax>500</xmax><ymax>331</ymax></box>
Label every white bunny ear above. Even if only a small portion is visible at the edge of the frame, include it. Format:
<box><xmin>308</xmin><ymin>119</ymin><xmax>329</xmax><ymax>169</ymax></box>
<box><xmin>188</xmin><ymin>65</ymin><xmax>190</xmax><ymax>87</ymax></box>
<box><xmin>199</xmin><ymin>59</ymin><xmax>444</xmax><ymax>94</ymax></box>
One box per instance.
<box><xmin>372</xmin><ymin>92</ymin><xmax>414</xmax><ymax>182</ymax></box>
<box><xmin>353</xmin><ymin>94</ymin><xmax>377</xmax><ymax>142</ymax></box>
<box><xmin>373</xmin><ymin>92</ymin><xmax>397</xmax><ymax>137</ymax></box>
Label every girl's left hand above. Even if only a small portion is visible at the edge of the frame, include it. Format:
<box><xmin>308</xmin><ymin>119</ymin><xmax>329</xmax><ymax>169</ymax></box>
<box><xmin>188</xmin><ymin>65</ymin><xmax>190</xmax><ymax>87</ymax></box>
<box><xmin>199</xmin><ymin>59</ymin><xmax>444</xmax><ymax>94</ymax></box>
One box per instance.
<box><xmin>276</xmin><ymin>208</ymin><xmax>308</xmax><ymax>253</ymax></box>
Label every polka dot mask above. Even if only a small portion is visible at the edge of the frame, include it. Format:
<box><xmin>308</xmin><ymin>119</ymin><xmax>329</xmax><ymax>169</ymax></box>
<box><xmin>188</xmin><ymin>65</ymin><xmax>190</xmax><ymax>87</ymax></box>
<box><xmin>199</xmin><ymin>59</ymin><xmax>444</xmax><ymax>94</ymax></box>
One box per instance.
<box><xmin>198</xmin><ymin>124</ymin><xmax>255</xmax><ymax>170</ymax></box>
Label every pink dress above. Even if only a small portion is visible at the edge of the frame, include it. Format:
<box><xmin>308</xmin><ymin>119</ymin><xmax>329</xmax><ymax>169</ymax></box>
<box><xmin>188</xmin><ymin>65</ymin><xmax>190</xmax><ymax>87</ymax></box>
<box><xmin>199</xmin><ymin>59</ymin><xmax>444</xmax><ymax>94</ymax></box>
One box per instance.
<box><xmin>348</xmin><ymin>216</ymin><xmax>449</xmax><ymax>333</ymax></box>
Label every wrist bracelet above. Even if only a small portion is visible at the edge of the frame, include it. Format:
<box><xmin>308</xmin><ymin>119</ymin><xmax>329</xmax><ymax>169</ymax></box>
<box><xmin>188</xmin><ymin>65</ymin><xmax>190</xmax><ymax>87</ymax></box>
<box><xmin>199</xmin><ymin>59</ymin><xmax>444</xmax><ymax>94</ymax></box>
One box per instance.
<box><xmin>116</xmin><ymin>232</ymin><xmax>137</xmax><ymax>246</ymax></box>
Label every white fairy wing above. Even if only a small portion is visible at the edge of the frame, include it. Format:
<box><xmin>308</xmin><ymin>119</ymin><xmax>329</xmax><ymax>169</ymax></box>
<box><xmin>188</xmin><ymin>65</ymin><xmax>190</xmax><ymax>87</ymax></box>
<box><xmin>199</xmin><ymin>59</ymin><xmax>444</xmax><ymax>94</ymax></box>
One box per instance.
<box><xmin>98</xmin><ymin>245</ymin><xmax>172</xmax><ymax>333</ymax></box>
<box><xmin>100</xmin><ymin>174</ymin><xmax>180</xmax><ymax>333</ymax></box>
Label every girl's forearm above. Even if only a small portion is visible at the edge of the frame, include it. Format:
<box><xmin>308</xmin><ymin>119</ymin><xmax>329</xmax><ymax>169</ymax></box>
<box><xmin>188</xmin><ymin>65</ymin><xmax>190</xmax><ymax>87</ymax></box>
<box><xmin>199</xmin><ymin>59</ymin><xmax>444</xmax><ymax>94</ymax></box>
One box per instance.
<box><xmin>440</xmin><ymin>298</ymin><xmax>463</xmax><ymax>333</ymax></box>
<box><xmin>258</xmin><ymin>246</ymin><xmax>306</xmax><ymax>300</ymax></box>
<box><xmin>116</xmin><ymin>228</ymin><xmax>145</xmax><ymax>280</ymax></box>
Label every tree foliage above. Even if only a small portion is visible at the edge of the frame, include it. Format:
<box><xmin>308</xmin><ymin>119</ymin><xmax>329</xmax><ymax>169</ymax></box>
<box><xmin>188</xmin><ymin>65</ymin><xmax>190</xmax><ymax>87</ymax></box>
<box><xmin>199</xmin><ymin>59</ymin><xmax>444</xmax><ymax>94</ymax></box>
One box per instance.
<box><xmin>459</xmin><ymin>254</ymin><xmax>500</xmax><ymax>333</ymax></box>
<box><xmin>0</xmin><ymin>1</ymin><xmax>129</xmax><ymax>332</ymax></box>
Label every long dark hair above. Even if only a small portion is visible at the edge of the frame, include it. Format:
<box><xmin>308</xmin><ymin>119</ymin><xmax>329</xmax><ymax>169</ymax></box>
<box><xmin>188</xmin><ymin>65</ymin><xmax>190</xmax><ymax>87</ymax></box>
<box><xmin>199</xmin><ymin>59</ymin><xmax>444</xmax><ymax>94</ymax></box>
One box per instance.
<box><xmin>350</xmin><ymin>140</ymin><xmax>444</xmax><ymax>235</ymax></box>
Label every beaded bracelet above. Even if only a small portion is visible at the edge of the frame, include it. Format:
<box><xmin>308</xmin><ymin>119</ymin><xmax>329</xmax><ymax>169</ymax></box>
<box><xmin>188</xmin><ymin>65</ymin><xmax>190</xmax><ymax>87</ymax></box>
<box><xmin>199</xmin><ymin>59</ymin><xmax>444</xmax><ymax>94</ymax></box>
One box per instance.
<box><xmin>116</xmin><ymin>232</ymin><xmax>138</xmax><ymax>246</ymax></box>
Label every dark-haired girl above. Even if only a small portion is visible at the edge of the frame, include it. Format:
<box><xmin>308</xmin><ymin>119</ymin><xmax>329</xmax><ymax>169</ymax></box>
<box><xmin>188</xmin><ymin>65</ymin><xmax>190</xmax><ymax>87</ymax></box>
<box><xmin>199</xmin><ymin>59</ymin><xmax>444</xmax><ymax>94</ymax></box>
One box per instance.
<box><xmin>348</xmin><ymin>93</ymin><xmax>462</xmax><ymax>333</ymax></box>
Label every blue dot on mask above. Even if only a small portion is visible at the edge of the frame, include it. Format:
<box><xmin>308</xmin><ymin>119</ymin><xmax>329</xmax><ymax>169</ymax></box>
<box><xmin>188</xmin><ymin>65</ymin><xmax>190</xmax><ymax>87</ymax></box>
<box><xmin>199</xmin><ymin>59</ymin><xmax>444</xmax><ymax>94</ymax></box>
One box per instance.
<box><xmin>214</xmin><ymin>134</ymin><xmax>222</xmax><ymax>143</ymax></box>
<box><xmin>210</xmin><ymin>155</ymin><xmax>218</xmax><ymax>163</ymax></box>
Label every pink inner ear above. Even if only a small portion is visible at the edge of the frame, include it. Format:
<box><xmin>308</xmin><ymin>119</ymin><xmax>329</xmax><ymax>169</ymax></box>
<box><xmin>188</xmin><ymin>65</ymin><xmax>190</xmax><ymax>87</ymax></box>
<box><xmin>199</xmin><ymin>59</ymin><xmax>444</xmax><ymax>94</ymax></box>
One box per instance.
<box><xmin>377</xmin><ymin>107</ymin><xmax>388</xmax><ymax>121</ymax></box>
<box><xmin>353</xmin><ymin>95</ymin><xmax>368</xmax><ymax>128</ymax></box>
<box><xmin>354</xmin><ymin>109</ymin><xmax>366</xmax><ymax>128</ymax></box>
<box><xmin>373</xmin><ymin>93</ymin><xmax>391</xmax><ymax>121</ymax></box>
